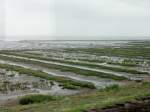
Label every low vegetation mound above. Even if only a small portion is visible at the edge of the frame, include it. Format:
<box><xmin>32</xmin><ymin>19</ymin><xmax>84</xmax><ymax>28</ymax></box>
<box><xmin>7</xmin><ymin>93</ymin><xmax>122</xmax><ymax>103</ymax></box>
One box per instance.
<box><xmin>19</xmin><ymin>94</ymin><xmax>58</xmax><ymax>105</ymax></box>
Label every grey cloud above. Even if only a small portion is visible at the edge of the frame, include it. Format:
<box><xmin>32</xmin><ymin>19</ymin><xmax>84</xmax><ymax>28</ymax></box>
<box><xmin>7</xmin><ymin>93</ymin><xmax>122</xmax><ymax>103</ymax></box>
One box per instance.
<box><xmin>5</xmin><ymin>0</ymin><xmax>54</xmax><ymax>40</ymax></box>
<box><xmin>4</xmin><ymin>0</ymin><xmax>150</xmax><ymax>40</ymax></box>
<box><xmin>0</xmin><ymin>0</ymin><xmax>5</xmax><ymax>40</ymax></box>
<box><xmin>54</xmin><ymin>0</ymin><xmax>150</xmax><ymax>39</ymax></box>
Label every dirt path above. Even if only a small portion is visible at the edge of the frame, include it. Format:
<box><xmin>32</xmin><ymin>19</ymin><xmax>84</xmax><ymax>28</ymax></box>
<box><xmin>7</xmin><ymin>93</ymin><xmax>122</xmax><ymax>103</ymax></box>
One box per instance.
<box><xmin>84</xmin><ymin>96</ymin><xmax>150</xmax><ymax>112</ymax></box>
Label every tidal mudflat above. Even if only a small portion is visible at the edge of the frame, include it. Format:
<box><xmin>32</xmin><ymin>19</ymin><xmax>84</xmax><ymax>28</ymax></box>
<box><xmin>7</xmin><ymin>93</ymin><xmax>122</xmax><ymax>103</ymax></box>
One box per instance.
<box><xmin>0</xmin><ymin>40</ymin><xmax>150</xmax><ymax>112</ymax></box>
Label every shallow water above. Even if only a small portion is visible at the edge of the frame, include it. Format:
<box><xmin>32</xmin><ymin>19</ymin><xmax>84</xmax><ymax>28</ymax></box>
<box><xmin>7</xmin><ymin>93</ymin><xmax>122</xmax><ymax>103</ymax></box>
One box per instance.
<box><xmin>0</xmin><ymin>54</ymin><xmax>147</xmax><ymax>80</ymax></box>
<box><xmin>0</xmin><ymin>73</ymin><xmax>82</xmax><ymax>102</ymax></box>
<box><xmin>0</xmin><ymin>59</ymin><xmax>119</xmax><ymax>89</ymax></box>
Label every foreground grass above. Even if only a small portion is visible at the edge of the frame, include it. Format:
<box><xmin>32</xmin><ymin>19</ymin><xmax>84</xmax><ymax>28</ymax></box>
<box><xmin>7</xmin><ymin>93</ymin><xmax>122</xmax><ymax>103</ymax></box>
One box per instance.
<box><xmin>0</xmin><ymin>54</ymin><xmax>127</xmax><ymax>81</ymax></box>
<box><xmin>0</xmin><ymin>63</ymin><xmax>95</xmax><ymax>89</ymax></box>
<box><xmin>8</xmin><ymin>82</ymin><xmax>150</xmax><ymax>112</ymax></box>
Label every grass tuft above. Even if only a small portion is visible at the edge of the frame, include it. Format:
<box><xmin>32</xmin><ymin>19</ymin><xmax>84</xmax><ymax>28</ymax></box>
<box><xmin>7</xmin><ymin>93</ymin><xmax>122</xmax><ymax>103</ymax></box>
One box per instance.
<box><xmin>19</xmin><ymin>94</ymin><xmax>58</xmax><ymax>105</ymax></box>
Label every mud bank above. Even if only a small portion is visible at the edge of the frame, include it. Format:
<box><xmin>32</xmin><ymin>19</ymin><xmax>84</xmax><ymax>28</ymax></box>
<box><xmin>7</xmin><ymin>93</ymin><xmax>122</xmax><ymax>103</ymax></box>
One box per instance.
<box><xmin>84</xmin><ymin>96</ymin><xmax>150</xmax><ymax>112</ymax></box>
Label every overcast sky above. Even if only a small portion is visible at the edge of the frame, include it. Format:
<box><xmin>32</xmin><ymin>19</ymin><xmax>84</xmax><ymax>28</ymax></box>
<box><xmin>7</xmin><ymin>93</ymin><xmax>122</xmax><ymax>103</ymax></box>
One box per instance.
<box><xmin>1</xmin><ymin>0</ymin><xmax>150</xmax><ymax>40</ymax></box>
<box><xmin>0</xmin><ymin>0</ymin><xmax>5</xmax><ymax>40</ymax></box>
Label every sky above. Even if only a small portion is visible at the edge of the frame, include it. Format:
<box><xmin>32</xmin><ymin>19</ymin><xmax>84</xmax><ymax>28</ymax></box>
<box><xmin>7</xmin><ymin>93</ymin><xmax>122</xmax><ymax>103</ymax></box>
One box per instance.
<box><xmin>0</xmin><ymin>0</ymin><xmax>5</xmax><ymax>40</ymax></box>
<box><xmin>0</xmin><ymin>0</ymin><xmax>150</xmax><ymax>40</ymax></box>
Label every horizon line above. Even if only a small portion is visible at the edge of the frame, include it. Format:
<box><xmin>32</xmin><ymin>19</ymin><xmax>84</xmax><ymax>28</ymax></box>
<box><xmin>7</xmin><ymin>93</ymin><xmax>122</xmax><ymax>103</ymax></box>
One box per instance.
<box><xmin>1</xmin><ymin>39</ymin><xmax>150</xmax><ymax>42</ymax></box>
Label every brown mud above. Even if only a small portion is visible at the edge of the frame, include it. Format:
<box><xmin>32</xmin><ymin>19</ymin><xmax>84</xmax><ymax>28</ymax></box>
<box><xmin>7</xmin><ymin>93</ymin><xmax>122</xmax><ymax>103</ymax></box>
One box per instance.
<box><xmin>84</xmin><ymin>96</ymin><xmax>150</xmax><ymax>112</ymax></box>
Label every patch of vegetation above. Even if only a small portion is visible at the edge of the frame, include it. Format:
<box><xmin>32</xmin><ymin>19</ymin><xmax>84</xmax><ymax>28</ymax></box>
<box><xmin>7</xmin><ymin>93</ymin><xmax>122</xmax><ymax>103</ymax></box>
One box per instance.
<box><xmin>8</xmin><ymin>82</ymin><xmax>150</xmax><ymax>112</ymax></box>
<box><xmin>0</xmin><ymin>51</ymin><xmax>148</xmax><ymax>76</ymax></box>
<box><xmin>0</xmin><ymin>55</ymin><xmax>127</xmax><ymax>81</ymax></box>
<box><xmin>142</xmin><ymin>82</ymin><xmax>150</xmax><ymax>87</ymax></box>
<box><xmin>0</xmin><ymin>50</ymin><xmax>105</xmax><ymax>63</ymax></box>
<box><xmin>0</xmin><ymin>63</ymin><xmax>96</xmax><ymax>89</ymax></box>
<box><xmin>19</xmin><ymin>94</ymin><xmax>58</xmax><ymax>105</ymax></box>
<box><xmin>0</xmin><ymin>82</ymin><xmax>28</xmax><ymax>93</ymax></box>
<box><xmin>64</xmin><ymin>41</ymin><xmax>150</xmax><ymax>60</ymax></box>
<box><xmin>108</xmin><ymin>62</ymin><xmax>137</xmax><ymax>67</ymax></box>
<box><xmin>61</xmin><ymin>61</ymin><xmax>148</xmax><ymax>75</ymax></box>
<box><xmin>104</xmin><ymin>84</ymin><xmax>120</xmax><ymax>92</ymax></box>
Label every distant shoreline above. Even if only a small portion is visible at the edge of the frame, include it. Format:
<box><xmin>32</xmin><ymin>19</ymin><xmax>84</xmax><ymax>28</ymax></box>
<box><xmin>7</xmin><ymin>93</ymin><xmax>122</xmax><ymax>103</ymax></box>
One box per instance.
<box><xmin>1</xmin><ymin>39</ymin><xmax>150</xmax><ymax>42</ymax></box>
